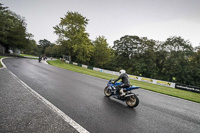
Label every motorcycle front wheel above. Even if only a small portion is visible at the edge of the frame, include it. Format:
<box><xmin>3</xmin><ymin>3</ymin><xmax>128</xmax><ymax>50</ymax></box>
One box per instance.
<box><xmin>104</xmin><ymin>86</ymin><xmax>112</xmax><ymax>97</ymax></box>
<box><xmin>126</xmin><ymin>94</ymin><xmax>139</xmax><ymax>108</ymax></box>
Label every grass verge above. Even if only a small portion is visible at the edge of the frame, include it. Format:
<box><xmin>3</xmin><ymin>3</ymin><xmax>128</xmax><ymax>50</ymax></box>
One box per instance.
<box><xmin>20</xmin><ymin>54</ymin><xmax>38</xmax><ymax>57</ymax></box>
<box><xmin>47</xmin><ymin>60</ymin><xmax>200</xmax><ymax>103</ymax></box>
<box><xmin>20</xmin><ymin>54</ymin><xmax>39</xmax><ymax>60</ymax></box>
<box><xmin>0</xmin><ymin>56</ymin><xmax>4</xmax><ymax>68</ymax></box>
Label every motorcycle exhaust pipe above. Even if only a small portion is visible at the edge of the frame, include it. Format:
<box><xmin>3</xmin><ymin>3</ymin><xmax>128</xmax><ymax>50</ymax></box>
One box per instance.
<box><xmin>125</xmin><ymin>94</ymin><xmax>135</xmax><ymax>97</ymax></box>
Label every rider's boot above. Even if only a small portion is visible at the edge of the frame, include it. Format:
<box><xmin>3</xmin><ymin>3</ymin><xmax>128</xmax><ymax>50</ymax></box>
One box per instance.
<box><xmin>119</xmin><ymin>89</ymin><xmax>125</xmax><ymax>97</ymax></box>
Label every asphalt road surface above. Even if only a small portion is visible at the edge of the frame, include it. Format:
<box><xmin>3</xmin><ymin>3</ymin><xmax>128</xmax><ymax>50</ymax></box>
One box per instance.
<box><xmin>3</xmin><ymin>58</ymin><xmax>200</xmax><ymax>133</ymax></box>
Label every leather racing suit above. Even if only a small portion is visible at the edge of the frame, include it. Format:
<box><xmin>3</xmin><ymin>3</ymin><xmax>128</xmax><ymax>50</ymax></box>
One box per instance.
<box><xmin>114</xmin><ymin>73</ymin><xmax>130</xmax><ymax>94</ymax></box>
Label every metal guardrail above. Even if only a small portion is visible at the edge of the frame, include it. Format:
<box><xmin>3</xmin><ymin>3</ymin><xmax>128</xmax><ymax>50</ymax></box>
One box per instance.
<box><xmin>63</xmin><ymin>60</ymin><xmax>200</xmax><ymax>93</ymax></box>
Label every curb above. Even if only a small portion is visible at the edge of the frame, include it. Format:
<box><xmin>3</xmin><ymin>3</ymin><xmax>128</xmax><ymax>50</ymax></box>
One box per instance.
<box><xmin>0</xmin><ymin>57</ymin><xmax>7</xmax><ymax>69</ymax></box>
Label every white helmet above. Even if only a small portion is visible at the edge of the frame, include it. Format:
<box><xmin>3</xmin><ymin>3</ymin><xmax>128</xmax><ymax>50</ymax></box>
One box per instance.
<box><xmin>119</xmin><ymin>69</ymin><xmax>126</xmax><ymax>74</ymax></box>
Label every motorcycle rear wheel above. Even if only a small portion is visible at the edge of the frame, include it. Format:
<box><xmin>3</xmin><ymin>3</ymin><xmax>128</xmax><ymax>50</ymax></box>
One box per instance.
<box><xmin>104</xmin><ymin>86</ymin><xmax>112</xmax><ymax>97</ymax></box>
<box><xmin>126</xmin><ymin>95</ymin><xmax>139</xmax><ymax>108</ymax></box>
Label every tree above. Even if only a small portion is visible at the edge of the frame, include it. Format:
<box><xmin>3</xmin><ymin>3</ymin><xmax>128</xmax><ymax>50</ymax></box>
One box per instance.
<box><xmin>113</xmin><ymin>35</ymin><xmax>158</xmax><ymax>76</ymax></box>
<box><xmin>45</xmin><ymin>44</ymin><xmax>64</xmax><ymax>58</ymax></box>
<box><xmin>138</xmin><ymin>37</ymin><xmax>157</xmax><ymax>78</ymax></box>
<box><xmin>113</xmin><ymin>35</ymin><xmax>142</xmax><ymax>71</ymax></box>
<box><xmin>154</xmin><ymin>43</ymin><xmax>169</xmax><ymax>80</ymax></box>
<box><xmin>161</xmin><ymin>36</ymin><xmax>194</xmax><ymax>83</ymax></box>
<box><xmin>190</xmin><ymin>49</ymin><xmax>200</xmax><ymax>86</ymax></box>
<box><xmin>92</xmin><ymin>36</ymin><xmax>111</xmax><ymax>67</ymax></box>
<box><xmin>22</xmin><ymin>39</ymin><xmax>39</xmax><ymax>55</ymax></box>
<box><xmin>54</xmin><ymin>11</ymin><xmax>93</xmax><ymax>64</ymax></box>
<box><xmin>0</xmin><ymin>3</ymin><xmax>29</xmax><ymax>53</ymax></box>
<box><xmin>38</xmin><ymin>39</ymin><xmax>52</xmax><ymax>54</ymax></box>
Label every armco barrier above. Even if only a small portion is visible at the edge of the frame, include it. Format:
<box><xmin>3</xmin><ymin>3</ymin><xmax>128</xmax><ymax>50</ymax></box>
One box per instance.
<box><xmin>87</xmin><ymin>66</ymin><xmax>93</xmax><ymax>70</ymax></box>
<box><xmin>129</xmin><ymin>75</ymin><xmax>175</xmax><ymax>88</ymax></box>
<box><xmin>93</xmin><ymin>67</ymin><xmax>119</xmax><ymax>76</ymax></box>
<box><xmin>82</xmin><ymin>64</ymin><xmax>87</xmax><ymax>69</ymax></box>
<box><xmin>73</xmin><ymin>62</ymin><xmax>77</xmax><ymax>65</ymax></box>
<box><xmin>77</xmin><ymin>63</ymin><xmax>82</xmax><ymax>67</ymax></box>
<box><xmin>65</xmin><ymin>60</ymin><xmax>176</xmax><ymax>88</ymax></box>
<box><xmin>92</xmin><ymin>67</ymin><xmax>175</xmax><ymax>88</ymax></box>
<box><xmin>64</xmin><ymin>60</ymin><xmax>181</xmax><ymax>89</ymax></box>
<box><xmin>175</xmin><ymin>84</ymin><xmax>200</xmax><ymax>93</ymax></box>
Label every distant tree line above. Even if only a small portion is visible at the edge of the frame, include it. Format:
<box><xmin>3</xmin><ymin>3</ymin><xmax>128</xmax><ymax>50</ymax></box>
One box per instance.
<box><xmin>51</xmin><ymin>11</ymin><xmax>200</xmax><ymax>87</ymax></box>
<box><xmin>0</xmin><ymin>3</ymin><xmax>31</xmax><ymax>53</ymax></box>
<box><xmin>111</xmin><ymin>35</ymin><xmax>200</xmax><ymax>87</ymax></box>
<box><xmin>1</xmin><ymin>3</ymin><xmax>200</xmax><ymax>87</ymax></box>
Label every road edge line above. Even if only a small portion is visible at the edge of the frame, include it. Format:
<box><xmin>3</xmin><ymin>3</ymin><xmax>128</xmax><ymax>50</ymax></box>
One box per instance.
<box><xmin>1</xmin><ymin>57</ymin><xmax>7</xmax><ymax>69</ymax></box>
<box><xmin>4</xmin><ymin>64</ymin><xmax>89</xmax><ymax>133</ymax></box>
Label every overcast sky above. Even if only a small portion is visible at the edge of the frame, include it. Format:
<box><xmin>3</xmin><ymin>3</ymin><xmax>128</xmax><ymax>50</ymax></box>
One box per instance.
<box><xmin>1</xmin><ymin>0</ymin><xmax>200</xmax><ymax>47</ymax></box>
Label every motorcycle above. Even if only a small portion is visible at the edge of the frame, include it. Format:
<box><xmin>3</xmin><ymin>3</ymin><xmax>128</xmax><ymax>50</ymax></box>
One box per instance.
<box><xmin>104</xmin><ymin>78</ymin><xmax>140</xmax><ymax>108</ymax></box>
<box><xmin>38</xmin><ymin>57</ymin><xmax>42</xmax><ymax>62</ymax></box>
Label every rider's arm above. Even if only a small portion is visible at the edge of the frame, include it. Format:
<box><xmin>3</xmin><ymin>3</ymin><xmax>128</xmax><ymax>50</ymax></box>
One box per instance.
<box><xmin>114</xmin><ymin>75</ymin><xmax>122</xmax><ymax>83</ymax></box>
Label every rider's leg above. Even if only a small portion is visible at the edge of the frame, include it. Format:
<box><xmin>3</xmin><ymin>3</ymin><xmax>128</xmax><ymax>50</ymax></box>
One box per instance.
<box><xmin>115</xmin><ymin>85</ymin><xmax>120</xmax><ymax>94</ymax></box>
<box><xmin>119</xmin><ymin>84</ymin><xmax>126</xmax><ymax>96</ymax></box>
<box><xmin>119</xmin><ymin>88</ymin><xmax>125</xmax><ymax>96</ymax></box>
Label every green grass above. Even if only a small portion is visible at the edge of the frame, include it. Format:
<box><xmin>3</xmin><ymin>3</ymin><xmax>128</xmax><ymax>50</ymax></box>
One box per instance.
<box><xmin>0</xmin><ymin>56</ymin><xmax>3</xmax><ymax>67</ymax></box>
<box><xmin>20</xmin><ymin>54</ymin><xmax>38</xmax><ymax>57</ymax></box>
<box><xmin>20</xmin><ymin>54</ymin><xmax>39</xmax><ymax>60</ymax></box>
<box><xmin>47</xmin><ymin>60</ymin><xmax>200</xmax><ymax>103</ymax></box>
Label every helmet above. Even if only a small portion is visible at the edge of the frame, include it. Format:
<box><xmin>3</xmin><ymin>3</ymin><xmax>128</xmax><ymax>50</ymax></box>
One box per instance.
<box><xmin>119</xmin><ymin>69</ymin><xmax>126</xmax><ymax>74</ymax></box>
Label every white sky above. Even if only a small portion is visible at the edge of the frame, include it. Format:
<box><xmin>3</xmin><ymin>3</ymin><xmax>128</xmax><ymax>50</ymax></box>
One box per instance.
<box><xmin>1</xmin><ymin>0</ymin><xmax>200</xmax><ymax>47</ymax></box>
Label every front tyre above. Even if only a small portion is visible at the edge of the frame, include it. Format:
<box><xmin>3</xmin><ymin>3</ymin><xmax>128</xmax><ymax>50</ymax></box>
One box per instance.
<box><xmin>104</xmin><ymin>86</ymin><xmax>112</xmax><ymax>97</ymax></box>
<box><xmin>126</xmin><ymin>95</ymin><xmax>139</xmax><ymax>108</ymax></box>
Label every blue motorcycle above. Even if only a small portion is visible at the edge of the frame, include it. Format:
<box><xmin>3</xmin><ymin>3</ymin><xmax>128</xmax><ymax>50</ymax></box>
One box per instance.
<box><xmin>104</xmin><ymin>78</ymin><xmax>140</xmax><ymax>108</ymax></box>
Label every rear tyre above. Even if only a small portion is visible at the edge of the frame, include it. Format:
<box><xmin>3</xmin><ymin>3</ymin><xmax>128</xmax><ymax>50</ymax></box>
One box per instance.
<box><xmin>126</xmin><ymin>95</ymin><xmax>139</xmax><ymax>108</ymax></box>
<box><xmin>104</xmin><ymin>86</ymin><xmax>112</xmax><ymax>97</ymax></box>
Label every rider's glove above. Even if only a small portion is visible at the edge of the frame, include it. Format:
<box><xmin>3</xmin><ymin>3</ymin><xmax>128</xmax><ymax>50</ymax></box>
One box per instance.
<box><xmin>111</xmin><ymin>80</ymin><xmax>115</xmax><ymax>84</ymax></box>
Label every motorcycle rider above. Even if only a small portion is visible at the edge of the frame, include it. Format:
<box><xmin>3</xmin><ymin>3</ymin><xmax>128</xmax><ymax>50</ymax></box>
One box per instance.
<box><xmin>38</xmin><ymin>55</ymin><xmax>42</xmax><ymax>62</ymax></box>
<box><xmin>114</xmin><ymin>69</ymin><xmax>130</xmax><ymax>96</ymax></box>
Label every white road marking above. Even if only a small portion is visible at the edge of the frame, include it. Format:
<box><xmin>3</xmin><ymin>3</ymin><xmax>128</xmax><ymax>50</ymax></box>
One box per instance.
<box><xmin>0</xmin><ymin>57</ymin><xmax>7</xmax><ymax>69</ymax></box>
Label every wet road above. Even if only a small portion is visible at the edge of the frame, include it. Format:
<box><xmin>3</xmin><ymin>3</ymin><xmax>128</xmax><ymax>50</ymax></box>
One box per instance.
<box><xmin>3</xmin><ymin>58</ymin><xmax>200</xmax><ymax>133</ymax></box>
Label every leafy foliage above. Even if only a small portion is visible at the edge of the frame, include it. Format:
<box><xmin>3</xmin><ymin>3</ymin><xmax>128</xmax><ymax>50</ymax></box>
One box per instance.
<box><xmin>38</xmin><ymin>39</ymin><xmax>52</xmax><ymax>54</ymax></box>
<box><xmin>91</xmin><ymin>36</ymin><xmax>111</xmax><ymax>67</ymax></box>
<box><xmin>112</xmin><ymin>35</ymin><xmax>200</xmax><ymax>87</ymax></box>
<box><xmin>45</xmin><ymin>44</ymin><xmax>64</xmax><ymax>58</ymax></box>
<box><xmin>54</xmin><ymin>11</ymin><xmax>93</xmax><ymax>64</ymax></box>
<box><xmin>2</xmin><ymin>3</ymin><xmax>199</xmax><ymax>87</ymax></box>
<box><xmin>22</xmin><ymin>39</ymin><xmax>40</xmax><ymax>56</ymax></box>
<box><xmin>0</xmin><ymin>3</ymin><xmax>30</xmax><ymax>53</ymax></box>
